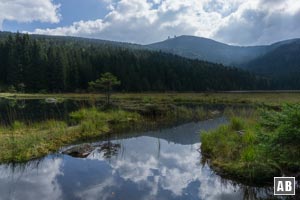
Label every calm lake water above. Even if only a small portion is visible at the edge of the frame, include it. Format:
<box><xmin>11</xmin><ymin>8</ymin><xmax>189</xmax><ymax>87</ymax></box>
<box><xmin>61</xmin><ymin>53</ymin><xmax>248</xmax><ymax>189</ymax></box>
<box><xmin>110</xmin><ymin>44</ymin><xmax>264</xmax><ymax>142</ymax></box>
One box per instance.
<box><xmin>0</xmin><ymin>98</ymin><xmax>95</xmax><ymax>125</ymax></box>
<box><xmin>0</xmin><ymin>116</ymin><xmax>274</xmax><ymax>200</ymax></box>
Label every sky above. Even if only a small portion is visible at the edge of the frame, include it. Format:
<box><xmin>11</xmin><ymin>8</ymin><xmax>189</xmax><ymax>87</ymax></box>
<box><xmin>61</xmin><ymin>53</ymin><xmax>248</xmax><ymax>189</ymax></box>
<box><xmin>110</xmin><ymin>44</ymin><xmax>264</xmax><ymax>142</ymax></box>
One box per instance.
<box><xmin>1</xmin><ymin>0</ymin><xmax>300</xmax><ymax>45</ymax></box>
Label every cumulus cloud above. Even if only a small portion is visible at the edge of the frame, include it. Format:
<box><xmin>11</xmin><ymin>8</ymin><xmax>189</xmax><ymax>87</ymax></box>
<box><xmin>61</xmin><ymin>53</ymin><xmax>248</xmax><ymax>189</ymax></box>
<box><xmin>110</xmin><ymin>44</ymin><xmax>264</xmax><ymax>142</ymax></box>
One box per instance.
<box><xmin>0</xmin><ymin>0</ymin><xmax>60</xmax><ymax>29</ymax></box>
<box><xmin>215</xmin><ymin>0</ymin><xmax>300</xmax><ymax>45</ymax></box>
<box><xmin>81</xmin><ymin>134</ymin><xmax>242</xmax><ymax>200</ymax></box>
<box><xmin>31</xmin><ymin>0</ymin><xmax>300</xmax><ymax>45</ymax></box>
<box><xmin>0</xmin><ymin>120</ymin><xmax>263</xmax><ymax>200</ymax></box>
<box><xmin>0</xmin><ymin>158</ymin><xmax>63</xmax><ymax>200</ymax></box>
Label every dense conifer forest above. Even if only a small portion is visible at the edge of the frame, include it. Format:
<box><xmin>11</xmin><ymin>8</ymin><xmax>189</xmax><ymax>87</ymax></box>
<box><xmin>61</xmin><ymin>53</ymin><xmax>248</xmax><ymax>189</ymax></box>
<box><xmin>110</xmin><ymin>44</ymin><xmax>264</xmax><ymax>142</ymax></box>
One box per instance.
<box><xmin>0</xmin><ymin>33</ymin><xmax>271</xmax><ymax>92</ymax></box>
<box><xmin>245</xmin><ymin>41</ymin><xmax>300</xmax><ymax>89</ymax></box>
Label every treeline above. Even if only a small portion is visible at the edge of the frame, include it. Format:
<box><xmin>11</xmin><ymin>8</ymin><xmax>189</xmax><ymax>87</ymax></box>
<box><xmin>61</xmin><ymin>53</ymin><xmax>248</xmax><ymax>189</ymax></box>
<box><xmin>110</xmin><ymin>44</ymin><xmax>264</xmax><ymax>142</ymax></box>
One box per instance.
<box><xmin>246</xmin><ymin>42</ymin><xmax>300</xmax><ymax>89</ymax></box>
<box><xmin>0</xmin><ymin>33</ymin><xmax>272</xmax><ymax>92</ymax></box>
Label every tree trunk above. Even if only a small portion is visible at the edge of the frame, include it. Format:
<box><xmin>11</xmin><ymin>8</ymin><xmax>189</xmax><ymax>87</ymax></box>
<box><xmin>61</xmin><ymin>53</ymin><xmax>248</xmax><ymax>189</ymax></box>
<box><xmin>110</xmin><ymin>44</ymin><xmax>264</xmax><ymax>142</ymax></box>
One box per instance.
<box><xmin>106</xmin><ymin>88</ymin><xmax>111</xmax><ymax>105</ymax></box>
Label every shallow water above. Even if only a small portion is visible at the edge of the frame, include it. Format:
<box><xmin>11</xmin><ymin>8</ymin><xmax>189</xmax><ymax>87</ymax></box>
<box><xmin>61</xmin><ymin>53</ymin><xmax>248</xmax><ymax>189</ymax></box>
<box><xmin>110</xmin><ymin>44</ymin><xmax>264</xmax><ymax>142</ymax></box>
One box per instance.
<box><xmin>0</xmin><ymin>97</ymin><xmax>254</xmax><ymax>125</ymax></box>
<box><xmin>0</xmin><ymin>98</ymin><xmax>95</xmax><ymax>125</ymax></box>
<box><xmin>0</xmin><ymin>117</ymin><xmax>273</xmax><ymax>200</ymax></box>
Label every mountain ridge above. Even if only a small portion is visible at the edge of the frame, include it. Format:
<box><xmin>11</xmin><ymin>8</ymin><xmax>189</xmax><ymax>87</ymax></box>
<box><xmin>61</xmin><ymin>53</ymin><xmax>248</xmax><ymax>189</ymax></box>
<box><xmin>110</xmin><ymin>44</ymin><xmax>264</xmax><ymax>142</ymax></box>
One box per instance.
<box><xmin>1</xmin><ymin>31</ymin><xmax>300</xmax><ymax>89</ymax></box>
<box><xmin>147</xmin><ymin>35</ymin><xmax>300</xmax><ymax>67</ymax></box>
<box><xmin>245</xmin><ymin>41</ymin><xmax>300</xmax><ymax>89</ymax></box>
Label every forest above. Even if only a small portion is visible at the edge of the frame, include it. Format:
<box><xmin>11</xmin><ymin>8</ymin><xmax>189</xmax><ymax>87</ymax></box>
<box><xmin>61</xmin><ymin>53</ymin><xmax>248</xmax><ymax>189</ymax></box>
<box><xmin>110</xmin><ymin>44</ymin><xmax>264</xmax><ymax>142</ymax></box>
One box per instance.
<box><xmin>0</xmin><ymin>33</ymin><xmax>272</xmax><ymax>93</ymax></box>
<box><xmin>245</xmin><ymin>41</ymin><xmax>300</xmax><ymax>89</ymax></box>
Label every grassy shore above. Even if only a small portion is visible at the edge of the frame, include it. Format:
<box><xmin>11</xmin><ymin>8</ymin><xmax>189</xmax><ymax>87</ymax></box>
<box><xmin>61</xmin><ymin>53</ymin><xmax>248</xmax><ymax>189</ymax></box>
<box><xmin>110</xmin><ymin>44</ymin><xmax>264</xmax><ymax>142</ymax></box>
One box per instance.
<box><xmin>0</xmin><ymin>108</ymin><xmax>142</xmax><ymax>163</ymax></box>
<box><xmin>201</xmin><ymin>104</ymin><xmax>300</xmax><ymax>185</ymax></box>
<box><xmin>1</xmin><ymin>92</ymin><xmax>300</xmax><ymax>165</ymax></box>
<box><xmin>1</xmin><ymin>92</ymin><xmax>300</xmax><ymax>106</ymax></box>
<box><xmin>0</xmin><ymin>104</ymin><xmax>214</xmax><ymax>163</ymax></box>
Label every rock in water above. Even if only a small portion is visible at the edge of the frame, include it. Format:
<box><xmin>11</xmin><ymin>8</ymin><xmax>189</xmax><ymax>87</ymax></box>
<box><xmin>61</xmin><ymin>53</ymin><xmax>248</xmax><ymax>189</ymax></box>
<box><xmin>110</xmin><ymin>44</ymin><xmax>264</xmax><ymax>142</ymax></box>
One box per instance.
<box><xmin>62</xmin><ymin>144</ymin><xmax>95</xmax><ymax>158</ymax></box>
<box><xmin>45</xmin><ymin>98</ymin><xmax>58</xmax><ymax>104</ymax></box>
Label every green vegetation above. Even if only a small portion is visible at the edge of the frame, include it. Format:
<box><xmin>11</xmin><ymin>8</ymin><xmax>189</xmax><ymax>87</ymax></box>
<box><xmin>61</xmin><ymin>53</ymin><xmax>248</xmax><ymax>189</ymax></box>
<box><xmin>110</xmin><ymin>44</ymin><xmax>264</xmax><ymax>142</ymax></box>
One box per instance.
<box><xmin>0</xmin><ymin>33</ymin><xmax>270</xmax><ymax>93</ymax></box>
<box><xmin>1</xmin><ymin>92</ymin><xmax>300</xmax><ymax>106</ymax></box>
<box><xmin>201</xmin><ymin>104</ymin><xmax>300</xmax><ymax>184</ymax></box>
<box><xmin>165</xmin><ymin>106</ymin><xmax>215</xmax><ymax>122</ymax></box>
<box><xmin>246</xmin><ymin>42</ymin><xmax>300</xmax><ymax>89</ymax></box>
<box><xmin>88</xmin><ymin>72</ymin><xmax>121</xmax><ymax>105</ymax></box>
<box><xmin>1</xmin><ymin>91</ymin><xmax>300</xmax><ymax>166</ymax></box>
<box><xmin>0</xmin><ymin>103</ymin><xmax>214</xmax><ymax>163</ymax></box>
<box><xmin>70</xmin><ymin>108</ymin><xmax>140</xmax><ymax>135</ymax></box>
<box><xmin>0</xmin><ymin>108</ymin><xmax>141</xmax><ymax>163</ymax></box>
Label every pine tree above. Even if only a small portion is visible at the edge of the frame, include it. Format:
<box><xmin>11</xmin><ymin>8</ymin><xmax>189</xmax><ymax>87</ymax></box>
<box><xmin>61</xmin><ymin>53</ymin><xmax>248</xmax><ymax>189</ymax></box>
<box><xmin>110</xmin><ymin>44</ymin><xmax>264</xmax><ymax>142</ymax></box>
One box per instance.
<box><xmin>89</xmin><ymin>72</ymin><xmax>121</xmax><ymax>105</ymax></box>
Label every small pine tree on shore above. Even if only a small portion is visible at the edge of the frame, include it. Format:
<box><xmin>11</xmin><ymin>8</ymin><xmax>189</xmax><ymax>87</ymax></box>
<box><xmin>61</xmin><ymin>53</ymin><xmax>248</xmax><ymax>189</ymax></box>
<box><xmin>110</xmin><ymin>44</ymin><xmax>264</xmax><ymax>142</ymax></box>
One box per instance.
<box><xmin>89</xmin><ymin>72</ymin><xmax>121</xmax><ymax>105</ymax></box>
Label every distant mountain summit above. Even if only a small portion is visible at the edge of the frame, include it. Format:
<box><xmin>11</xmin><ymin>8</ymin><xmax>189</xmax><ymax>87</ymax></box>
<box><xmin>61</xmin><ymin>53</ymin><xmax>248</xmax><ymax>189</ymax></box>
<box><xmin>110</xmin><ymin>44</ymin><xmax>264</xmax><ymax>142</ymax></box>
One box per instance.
<box><xmin>147</xmin><ymin>35</ymin><xmax>300</xmax><ymax>89</ymax></box>
<box><xmin>146</xmin><ymin>35</ymin><xmax>267</xmax><ymax>66</ymax></box>
<box><xmin>147</xmin><ymin>35</ymin><xmax>300</xmax><ymax>67</ymax></box>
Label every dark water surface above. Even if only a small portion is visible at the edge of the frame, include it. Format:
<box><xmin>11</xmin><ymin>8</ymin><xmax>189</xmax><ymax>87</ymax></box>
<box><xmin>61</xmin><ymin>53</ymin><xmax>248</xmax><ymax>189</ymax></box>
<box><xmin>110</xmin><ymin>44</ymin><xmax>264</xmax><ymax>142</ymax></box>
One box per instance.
<box><xmin>0</xmin><ymin>98</ymin><xmax>97</xmax><ymax>125</ymax></box>
<box><xmin>0</xmin><ymin>117</ymin><xmax>273</xmax><ymax>200</ymax></box>
<box><xmin>0</xmin><ymin>97</ymin><xmax>255</xmax><ymax>125</ymax></box>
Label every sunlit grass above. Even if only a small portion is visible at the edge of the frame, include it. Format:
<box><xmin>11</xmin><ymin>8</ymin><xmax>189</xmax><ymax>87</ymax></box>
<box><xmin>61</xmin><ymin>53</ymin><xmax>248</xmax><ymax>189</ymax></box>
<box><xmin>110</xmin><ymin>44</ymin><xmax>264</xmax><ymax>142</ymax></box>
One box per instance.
<box><xmin>0</xmin><ymin>108</ymin><xmax>141</xmax><ymax>163</ymax></box>
<box><xmin>0</xmin><ymin>104</ymin><xmax>211</xmax><ymax>163</ymax></box>
<box><xmin>201</xmin><ymin>104</ymin><xmax>300</xmax><ymax>184</ymax></box>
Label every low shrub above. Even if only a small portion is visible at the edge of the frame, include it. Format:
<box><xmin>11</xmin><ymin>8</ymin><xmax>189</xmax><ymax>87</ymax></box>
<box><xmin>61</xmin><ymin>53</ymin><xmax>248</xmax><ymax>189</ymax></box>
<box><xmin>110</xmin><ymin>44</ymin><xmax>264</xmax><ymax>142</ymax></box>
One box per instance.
<box><xmin>201</xmin><ymin>104</ymin><xmax>300</xmax><ymax>184</ymax></box>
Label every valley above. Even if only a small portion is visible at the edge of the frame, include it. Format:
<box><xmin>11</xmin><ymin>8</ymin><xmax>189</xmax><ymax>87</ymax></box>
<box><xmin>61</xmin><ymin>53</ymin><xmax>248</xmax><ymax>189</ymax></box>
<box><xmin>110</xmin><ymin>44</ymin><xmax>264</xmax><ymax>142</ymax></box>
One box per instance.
<box><xmin>0</xmin><ymin>32</ymin><xmax>300</xmax><ymax>199</ymax></box>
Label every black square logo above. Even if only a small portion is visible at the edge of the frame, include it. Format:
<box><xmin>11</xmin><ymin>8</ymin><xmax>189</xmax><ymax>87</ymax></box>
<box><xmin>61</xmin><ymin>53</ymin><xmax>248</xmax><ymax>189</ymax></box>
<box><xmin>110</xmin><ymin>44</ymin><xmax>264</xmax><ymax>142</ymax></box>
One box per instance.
<box><xmin>274</xmin><ymin>177</ymin><xmax>295</xmax><ymax>196</ymax></box>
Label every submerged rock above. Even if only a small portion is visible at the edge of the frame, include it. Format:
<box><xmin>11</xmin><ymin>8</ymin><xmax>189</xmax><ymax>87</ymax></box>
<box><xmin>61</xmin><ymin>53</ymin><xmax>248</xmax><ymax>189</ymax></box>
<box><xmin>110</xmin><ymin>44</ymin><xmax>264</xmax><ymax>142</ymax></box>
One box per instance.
<box><xmin>62</xmin><ymin>142</ymin><xmax>121</xmax><ymax>158</ymax></box>
<box><xmin>62</xmin><ymin>144</ymin><xmax>95</xmax><ymax>158</ymax></box>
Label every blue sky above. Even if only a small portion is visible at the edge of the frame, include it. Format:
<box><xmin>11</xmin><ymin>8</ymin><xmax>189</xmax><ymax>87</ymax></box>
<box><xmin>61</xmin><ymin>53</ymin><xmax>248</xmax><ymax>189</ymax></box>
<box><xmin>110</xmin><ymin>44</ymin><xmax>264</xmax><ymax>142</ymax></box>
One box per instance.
<box><xmin>1</xmin><ymin>0</ymin><xmax>300</xmax><ymax>45</ymax></box>
<box><xmin>3</xmin><ymin>0</ymin><xmax>108</xmax><ymax>32</ymax></box>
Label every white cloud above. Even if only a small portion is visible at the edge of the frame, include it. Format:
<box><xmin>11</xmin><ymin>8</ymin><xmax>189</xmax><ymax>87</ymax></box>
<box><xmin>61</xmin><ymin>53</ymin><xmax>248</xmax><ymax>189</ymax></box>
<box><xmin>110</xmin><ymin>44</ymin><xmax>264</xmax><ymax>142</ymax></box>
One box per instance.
<box><xmin>0</xmin><ymin>158</ymin><xmax>63</xmax><ymax>200</ymax></box>
<box><xmin>0</xmin><ymin>0</ymin><xmax>60</xmax><ymax>29</ymax></box>
<box><xmin>0</xmin><ymin>119</ymin><xmax>264</xmax><ymax>200</ymax></box>
<box><xmin>80</xmin><ymin>135</ymin><xmax>242</xmax><ymax>200</ymax></box>
<box><xmin>215</xmin><ymin>0</ymin><xmax>300</xmax><ymax>45</ymax></box>
<box><xmin>31</xmin><ymin>0</ymin><xmax>300</xmax><ymax>45</ymax></box>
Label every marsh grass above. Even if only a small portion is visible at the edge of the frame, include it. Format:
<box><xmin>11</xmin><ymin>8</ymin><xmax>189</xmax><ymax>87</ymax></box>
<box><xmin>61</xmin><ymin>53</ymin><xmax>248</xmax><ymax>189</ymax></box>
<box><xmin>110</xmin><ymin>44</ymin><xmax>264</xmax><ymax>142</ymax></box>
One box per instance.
<box><xmin>201</xmin><ymin>117</ymin><xmax>278</xmax><ymax>184</ymax></box>
<box><xmin>0</xmin><ymin>108</ymin><xmax>141</xmax><ymax>163</ymax></box>
<box><xmin>0</xmin><ymin>120</ymin><xmax>68</xmax><ymax>162</ymax></box>
<box><xmin>201</xmin><ymin>104</ymin><xmax>300</xmax><ymax>184</ymax></box>
<box><xmin>165</xmin><ymin>106</ymin><xmax>208</xmax><ymax>122</ymax></box>
<box><xmin>70</xmin><ymin>107</ymin><xmax>141</xmax><ymax>136</ymax></box>
<box><xmin>0</xmin><ymin>103</ymin><xmax>218</xmax><ymax>163</ymax></box>
<box><xmin>2</xmin><ymin>92</ymin><xmax>300</xmax><ymax>106</ymax></box>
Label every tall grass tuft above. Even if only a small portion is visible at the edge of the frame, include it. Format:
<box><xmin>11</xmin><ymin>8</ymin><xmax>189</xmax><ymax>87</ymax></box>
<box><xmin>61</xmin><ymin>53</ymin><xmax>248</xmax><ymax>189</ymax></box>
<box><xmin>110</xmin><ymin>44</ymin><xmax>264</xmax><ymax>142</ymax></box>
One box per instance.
<box><xmin>0</xmin><ymin>108</ymin><xmax>142</xmax><ymax>163</ymax></box>
<box><xmin>201</xmin><ymin>104</ymin><xmax>300</xmax><ymax>184</ymax></box>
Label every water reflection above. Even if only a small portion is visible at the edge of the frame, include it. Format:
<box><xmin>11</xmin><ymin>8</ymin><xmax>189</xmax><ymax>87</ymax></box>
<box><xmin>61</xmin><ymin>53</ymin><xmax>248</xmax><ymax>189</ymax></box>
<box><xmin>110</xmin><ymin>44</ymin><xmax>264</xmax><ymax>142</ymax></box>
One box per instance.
<box><xmin>0</xmin><ymin>98</ymin><xmax>96</xmax><ymax>125</ymax></box>
<box><xmin>0</xmin><ymin>118</ymin><xmax>274</xmax><ymax>200</ymax></box>
<box><xmin>0</xmin><ymin>158</ymin><xmax>63</xmax><ymax>200</ymax></box>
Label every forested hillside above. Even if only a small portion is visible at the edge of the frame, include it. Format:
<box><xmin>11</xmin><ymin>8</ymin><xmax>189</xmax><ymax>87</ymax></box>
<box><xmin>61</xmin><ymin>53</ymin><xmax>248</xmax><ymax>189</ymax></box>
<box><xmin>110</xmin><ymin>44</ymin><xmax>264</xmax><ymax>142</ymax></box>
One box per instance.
<box><xmin>147</xmin><ymin>35</ymin><xmax>269</xmax><ymax>66</ymax></box>
<box><xmin>0</xmin><ymin>33</ymin><xmax>271</xmax><ymax>92</ymax></box>
<box><xmin>246</xmin><ymin>41</ymin><xmax>300</xmax><ymax>89</ymax></box>
<box><xmin>148</xmin><ymin>36</ymin><xmax>300</xmax><ymax>69</ymax></box>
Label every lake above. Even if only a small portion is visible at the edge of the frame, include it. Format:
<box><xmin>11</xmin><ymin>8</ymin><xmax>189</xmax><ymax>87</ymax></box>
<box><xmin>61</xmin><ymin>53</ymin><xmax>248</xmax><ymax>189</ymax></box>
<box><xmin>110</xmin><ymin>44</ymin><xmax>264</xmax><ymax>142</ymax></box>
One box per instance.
<box><xmin>0</xmin><ymin>98</ymin><xmax>96</xmax><ymax>125</ymax></box>
<box><xmin>0</xmin><ymin>115</ymin><xmax>273</xmax><ymax>200</ymax></box>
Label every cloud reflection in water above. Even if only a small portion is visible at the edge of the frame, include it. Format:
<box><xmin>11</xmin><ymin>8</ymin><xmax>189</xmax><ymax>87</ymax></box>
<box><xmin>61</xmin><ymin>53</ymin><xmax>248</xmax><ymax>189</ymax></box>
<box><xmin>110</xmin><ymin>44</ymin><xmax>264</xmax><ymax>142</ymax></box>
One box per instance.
<box><xmin>0</xmin><ymin>119</ymin><xmax>270</xmax><ymax>200</ymax></box>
